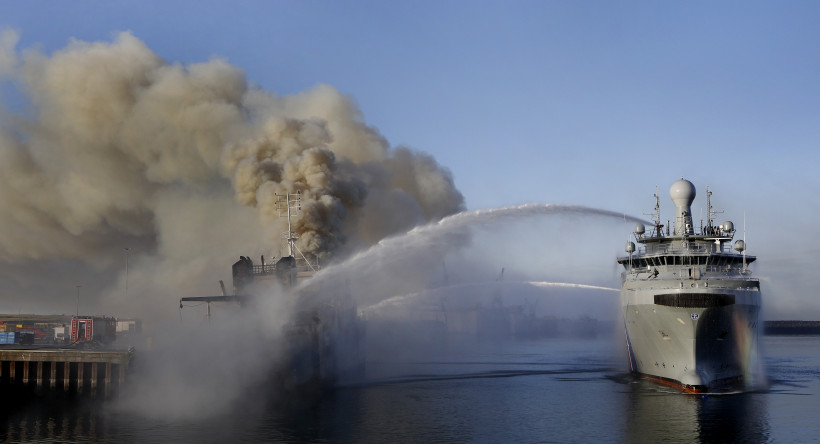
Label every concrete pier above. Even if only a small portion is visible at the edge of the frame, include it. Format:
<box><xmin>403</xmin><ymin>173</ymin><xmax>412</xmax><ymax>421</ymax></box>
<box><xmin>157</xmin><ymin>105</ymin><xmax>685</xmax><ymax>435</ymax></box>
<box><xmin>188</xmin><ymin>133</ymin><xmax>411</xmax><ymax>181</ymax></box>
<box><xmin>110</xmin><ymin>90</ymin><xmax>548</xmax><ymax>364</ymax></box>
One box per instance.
<box><xmin>0</xmin><ymin>348</ymin><xmax>133</xmax><ymax>396</ymax></box>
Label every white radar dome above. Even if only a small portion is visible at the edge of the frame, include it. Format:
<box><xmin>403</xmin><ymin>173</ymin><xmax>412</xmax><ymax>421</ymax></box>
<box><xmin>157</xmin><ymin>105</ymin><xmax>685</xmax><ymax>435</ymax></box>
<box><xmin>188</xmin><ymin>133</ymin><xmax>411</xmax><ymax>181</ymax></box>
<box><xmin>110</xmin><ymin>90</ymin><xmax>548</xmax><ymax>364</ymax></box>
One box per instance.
<box><xmin>634</xmin><ymin>224</ymin><xmax>645</xmax><ymax>235</ymax></box>
<box><xmin>723</xmin><ymin>221</ymin><xmax>734</xmax><ymax>232</ymax></box>
<box><xmin>669</xmin><ymin>179</ymin><xmax>696</xmax><ymax>208</ymax></box>
<box><xmin>625</xmin><ymin>241</ymin><xmax>636</xmax><ymax>254</ymax></box>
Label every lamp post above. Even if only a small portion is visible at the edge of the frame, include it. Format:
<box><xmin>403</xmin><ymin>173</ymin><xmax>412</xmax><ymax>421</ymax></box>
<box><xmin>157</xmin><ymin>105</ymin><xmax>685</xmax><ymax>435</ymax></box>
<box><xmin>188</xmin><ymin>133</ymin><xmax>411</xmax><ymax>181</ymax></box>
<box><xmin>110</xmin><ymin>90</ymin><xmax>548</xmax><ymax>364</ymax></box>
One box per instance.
<box><xmin>124</xmin><ymin>247</ymin><xmax>130</xmax><ymax>299</ymax></box>
<box><xmin>76</xmin><ymin>285</ymin><xmax>81</xmax><ymax>316</ymax></box>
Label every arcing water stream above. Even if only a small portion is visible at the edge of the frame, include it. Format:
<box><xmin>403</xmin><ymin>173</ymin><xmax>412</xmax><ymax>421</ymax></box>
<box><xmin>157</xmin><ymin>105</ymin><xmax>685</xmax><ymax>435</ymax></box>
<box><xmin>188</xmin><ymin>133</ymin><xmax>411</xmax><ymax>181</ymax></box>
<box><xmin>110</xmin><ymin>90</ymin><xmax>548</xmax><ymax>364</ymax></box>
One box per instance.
<box><xmin>362</xmin><ymin>280</ymin><xmax>620</xmax><ymax>315</ymax></box>
<box><xmin>299</xmin><ymin>203</ymin><xmax>648</xmax><ymax>309</ymax></box>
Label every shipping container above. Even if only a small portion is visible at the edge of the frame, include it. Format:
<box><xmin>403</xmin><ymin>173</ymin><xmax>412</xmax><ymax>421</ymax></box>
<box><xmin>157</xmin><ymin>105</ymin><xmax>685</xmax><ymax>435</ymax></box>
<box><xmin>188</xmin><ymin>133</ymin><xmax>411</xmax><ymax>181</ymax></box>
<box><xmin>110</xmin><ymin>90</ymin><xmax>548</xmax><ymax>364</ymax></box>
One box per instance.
<box><xmin>116</xmin><ymin>318</ymin><xmax>142</xmax><ymax>334</ymax></box>
<box><xmin>53</xmin><ymin>325</ymin><xmax>66</xmax><ymax>342</ymax></box>
<box><xmin>0</xmin><ymin>332</ymin><xmax>18</xmax><ymax>344</ymax></box>
<box><xmin>71</xmin><ymin>316</ymin><xmax>116</xmax><ymax>343</ymax></box>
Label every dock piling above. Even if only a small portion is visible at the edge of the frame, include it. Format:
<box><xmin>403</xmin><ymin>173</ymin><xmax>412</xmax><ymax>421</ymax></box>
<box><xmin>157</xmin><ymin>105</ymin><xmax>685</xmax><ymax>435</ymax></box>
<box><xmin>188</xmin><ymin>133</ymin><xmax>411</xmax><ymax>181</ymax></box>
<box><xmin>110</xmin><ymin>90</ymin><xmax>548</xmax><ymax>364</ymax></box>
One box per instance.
<box><xmin>0</xmin><ymin>348</ymin><xmax>132</xmax><ymax>396</ymax></box>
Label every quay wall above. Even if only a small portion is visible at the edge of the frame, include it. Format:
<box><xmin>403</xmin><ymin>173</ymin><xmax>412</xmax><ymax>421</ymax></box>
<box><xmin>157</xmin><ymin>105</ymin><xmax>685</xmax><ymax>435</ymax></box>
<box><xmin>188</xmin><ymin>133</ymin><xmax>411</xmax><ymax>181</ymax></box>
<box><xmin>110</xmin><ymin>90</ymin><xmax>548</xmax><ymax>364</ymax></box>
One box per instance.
<box><xmin>0</xmin><ymin>348</ymin><xmax>133</xmax><ymax>396</ymax></box>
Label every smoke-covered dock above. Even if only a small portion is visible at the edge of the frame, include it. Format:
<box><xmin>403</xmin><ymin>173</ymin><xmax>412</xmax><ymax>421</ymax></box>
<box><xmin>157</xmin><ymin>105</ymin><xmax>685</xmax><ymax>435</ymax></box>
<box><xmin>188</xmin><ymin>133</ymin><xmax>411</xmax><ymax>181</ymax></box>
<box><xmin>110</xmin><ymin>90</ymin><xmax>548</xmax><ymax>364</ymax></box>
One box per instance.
<box><xmin>0</xmin><ymin>346</ymin><xmax>134</xmax><ymax>396</ymax></box>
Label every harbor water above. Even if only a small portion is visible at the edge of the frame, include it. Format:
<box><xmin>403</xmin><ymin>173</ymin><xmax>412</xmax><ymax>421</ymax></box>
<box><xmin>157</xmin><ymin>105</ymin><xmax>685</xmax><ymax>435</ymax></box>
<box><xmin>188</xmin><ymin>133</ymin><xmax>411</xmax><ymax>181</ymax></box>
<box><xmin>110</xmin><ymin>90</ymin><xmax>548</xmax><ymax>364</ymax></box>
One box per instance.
<box><xmin>1</xmin><ymin>334</ymin><xmax>818</xmax><ymax>443</ymax></box>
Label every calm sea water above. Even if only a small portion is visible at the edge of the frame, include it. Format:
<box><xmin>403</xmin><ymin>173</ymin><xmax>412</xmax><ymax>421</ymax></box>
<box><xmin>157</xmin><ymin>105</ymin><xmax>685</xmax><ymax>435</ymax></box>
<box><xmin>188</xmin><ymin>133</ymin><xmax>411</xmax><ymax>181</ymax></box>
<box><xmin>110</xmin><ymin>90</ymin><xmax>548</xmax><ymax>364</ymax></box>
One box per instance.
<box><xmin>1</xmin><ymin>335</ymin><xmax>818</xmax><ymax>443</ymax></box>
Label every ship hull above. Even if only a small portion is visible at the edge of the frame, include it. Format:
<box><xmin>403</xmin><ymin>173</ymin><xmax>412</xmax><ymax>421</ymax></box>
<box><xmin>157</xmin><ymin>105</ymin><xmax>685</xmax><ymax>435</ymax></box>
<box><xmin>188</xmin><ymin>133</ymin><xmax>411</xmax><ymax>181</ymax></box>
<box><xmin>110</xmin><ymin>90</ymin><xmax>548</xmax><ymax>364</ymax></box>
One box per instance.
<box><xmin>280</xmin><ymin>296</ymin><xmax>366</xmax><ymax>390</ymax></box>
<box><xmin>622</xmin><ymin>284</ymin><xmax>760</xmax><ymax>392</ymax></box>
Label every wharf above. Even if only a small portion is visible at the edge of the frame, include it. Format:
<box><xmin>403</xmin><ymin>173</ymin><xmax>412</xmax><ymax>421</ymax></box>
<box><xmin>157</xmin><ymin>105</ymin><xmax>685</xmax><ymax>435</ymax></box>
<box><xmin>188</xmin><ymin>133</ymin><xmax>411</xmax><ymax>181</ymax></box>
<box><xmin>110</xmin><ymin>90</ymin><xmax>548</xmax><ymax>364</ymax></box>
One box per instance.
<box><xmin>764</xmin><ymin>321</ymin><xmax>820</xmax><ymax>335</ymax></box>
<box><xmin>0</xmin><ymin>345</ymin><xmax>134</xmax><ymax>396</ymax></box>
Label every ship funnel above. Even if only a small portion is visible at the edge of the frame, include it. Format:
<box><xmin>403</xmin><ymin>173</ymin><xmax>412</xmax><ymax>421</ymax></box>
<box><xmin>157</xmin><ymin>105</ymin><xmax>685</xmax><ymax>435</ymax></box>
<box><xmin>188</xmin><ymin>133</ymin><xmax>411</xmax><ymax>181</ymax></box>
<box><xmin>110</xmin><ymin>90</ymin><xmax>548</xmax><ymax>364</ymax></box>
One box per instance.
<box><xmin>669</xmin><ymin>178</ymin><xmax>696</xmax><ymax>235</ymax></box>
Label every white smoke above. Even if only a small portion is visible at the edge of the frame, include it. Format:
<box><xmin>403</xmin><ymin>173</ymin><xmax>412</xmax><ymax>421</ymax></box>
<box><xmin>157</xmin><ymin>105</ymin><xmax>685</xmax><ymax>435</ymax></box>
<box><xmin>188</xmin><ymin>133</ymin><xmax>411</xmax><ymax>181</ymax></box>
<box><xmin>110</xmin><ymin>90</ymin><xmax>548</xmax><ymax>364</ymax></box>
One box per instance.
<box><xmin>0</xmin><ymin>31</ymin><xmax>464</xmax><ymax>319</ymax></box>
<box><xmin>0</xmin><ymin>29</ymin><xmax>18</xmax><ymax>78</ymax></box>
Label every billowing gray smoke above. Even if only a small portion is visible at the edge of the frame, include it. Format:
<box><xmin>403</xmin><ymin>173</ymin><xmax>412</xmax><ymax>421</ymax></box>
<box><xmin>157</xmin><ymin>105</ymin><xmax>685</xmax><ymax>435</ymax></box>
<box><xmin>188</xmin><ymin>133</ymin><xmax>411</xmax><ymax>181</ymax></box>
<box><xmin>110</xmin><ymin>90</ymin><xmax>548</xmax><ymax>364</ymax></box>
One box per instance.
<box><xmin>0</xmin><ymin>31</ymin><xmax>463</xmax><ymax>318</ymax></box>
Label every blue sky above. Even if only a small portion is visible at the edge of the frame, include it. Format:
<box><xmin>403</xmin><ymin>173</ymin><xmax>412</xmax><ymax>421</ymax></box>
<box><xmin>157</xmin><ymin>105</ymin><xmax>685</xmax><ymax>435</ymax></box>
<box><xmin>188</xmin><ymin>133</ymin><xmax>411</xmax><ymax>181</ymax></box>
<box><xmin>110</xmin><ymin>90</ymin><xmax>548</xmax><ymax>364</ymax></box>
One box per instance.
<box><xmin>2</xmin><ymin>1</ymin><xmax>819</xmax><ymax>318</ymax></box>
<box><xmin>4</xmin><ymin>2</ymin><xmax>818</xmax><ymax>207</ymax></box>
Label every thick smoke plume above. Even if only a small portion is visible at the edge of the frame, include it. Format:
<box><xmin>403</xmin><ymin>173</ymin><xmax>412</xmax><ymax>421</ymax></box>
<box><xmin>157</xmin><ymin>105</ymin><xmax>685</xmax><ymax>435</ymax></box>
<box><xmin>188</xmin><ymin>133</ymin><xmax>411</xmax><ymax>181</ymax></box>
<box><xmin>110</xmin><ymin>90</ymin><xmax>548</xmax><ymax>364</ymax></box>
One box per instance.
<box><xmin>0</xmin><ymin>31</ymin><xmax>463</xmax><ymax>318</ymax></box>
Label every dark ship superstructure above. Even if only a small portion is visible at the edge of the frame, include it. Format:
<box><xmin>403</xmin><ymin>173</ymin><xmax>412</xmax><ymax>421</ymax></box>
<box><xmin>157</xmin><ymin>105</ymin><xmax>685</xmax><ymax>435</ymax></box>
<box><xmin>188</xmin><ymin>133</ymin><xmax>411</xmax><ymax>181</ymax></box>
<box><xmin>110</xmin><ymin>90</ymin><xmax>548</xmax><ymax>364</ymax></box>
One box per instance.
<box><xmin>181</xmin><ymin>192</ymin><xmax>365</xmax><ymax>388</ymax></box>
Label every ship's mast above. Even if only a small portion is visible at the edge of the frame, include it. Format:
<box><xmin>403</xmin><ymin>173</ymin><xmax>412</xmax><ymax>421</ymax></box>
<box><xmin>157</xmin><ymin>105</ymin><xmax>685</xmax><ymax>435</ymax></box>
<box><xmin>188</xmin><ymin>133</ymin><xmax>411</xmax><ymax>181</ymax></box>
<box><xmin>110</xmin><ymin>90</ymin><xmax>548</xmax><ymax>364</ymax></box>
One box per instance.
<box><xmin>706</xmin><ymin>186</ymin><xmax>712</xmax><ymax>230</ymax></box>
<box><xmin>705</xmin><ymin>185</ymin><xmax>724</xmax><ymax>233</ymax></box>
<box><xmin>653</xmin><ymin>187</ymin><xmax>661</xmax><ymax>228</ymax></box>
<box><xmin>275</xmin><ymin>191</ymin><xmax>318</xmax><ymax>271</ymax></box>
<box><xmin>276</xmin><ymin>192</ymin><xmax>301</xmax><ymax>257</ymax></box>
<box><xmin>743</xmin><ymin>211</ymin><xmax>747</xmax><ymax>272</ymax></box>
<box><xmin>643</xmin><ymin>186</ymin><xmax>662</xmax><ymax>236</ymax></box>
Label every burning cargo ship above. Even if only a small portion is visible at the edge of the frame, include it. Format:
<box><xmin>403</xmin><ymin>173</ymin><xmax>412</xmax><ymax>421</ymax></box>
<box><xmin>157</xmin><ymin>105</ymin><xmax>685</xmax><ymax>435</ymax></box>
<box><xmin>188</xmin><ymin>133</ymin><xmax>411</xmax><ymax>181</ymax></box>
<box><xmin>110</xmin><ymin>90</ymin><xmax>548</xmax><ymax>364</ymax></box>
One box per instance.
<box><xmin>181</xmin><ymin>192</ymin><xmax>365</xmax><ymax>389</ymax></box>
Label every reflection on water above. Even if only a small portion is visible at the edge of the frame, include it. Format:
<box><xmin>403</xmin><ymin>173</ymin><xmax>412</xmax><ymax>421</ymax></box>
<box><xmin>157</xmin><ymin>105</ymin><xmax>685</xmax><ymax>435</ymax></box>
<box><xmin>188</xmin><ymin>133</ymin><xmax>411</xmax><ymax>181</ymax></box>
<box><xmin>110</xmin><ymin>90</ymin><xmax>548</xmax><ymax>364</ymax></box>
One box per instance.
<box><xmin>622</xmin><ymin>380</ymin><xmax>770</xmax><ymax>443</ymax></box>
<box><xmin>0</xmin><ymin>394</ymin><xmax>111</xmax><ymax>443</ymax></box>
<box><xmin>0</xmin><ymin>336</ymin><xmax>818</xmax><ymax>443</ymax></box>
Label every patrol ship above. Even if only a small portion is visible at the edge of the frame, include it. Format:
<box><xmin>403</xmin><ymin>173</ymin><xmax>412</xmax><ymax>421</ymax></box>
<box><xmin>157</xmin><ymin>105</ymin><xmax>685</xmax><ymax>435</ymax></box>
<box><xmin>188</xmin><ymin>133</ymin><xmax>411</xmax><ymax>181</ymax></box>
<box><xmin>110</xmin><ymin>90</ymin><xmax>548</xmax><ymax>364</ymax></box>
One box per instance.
<box><xmin>617</xmin><ymin>179</ymin><xmax>761</xmax><ymax>392</ymax></box>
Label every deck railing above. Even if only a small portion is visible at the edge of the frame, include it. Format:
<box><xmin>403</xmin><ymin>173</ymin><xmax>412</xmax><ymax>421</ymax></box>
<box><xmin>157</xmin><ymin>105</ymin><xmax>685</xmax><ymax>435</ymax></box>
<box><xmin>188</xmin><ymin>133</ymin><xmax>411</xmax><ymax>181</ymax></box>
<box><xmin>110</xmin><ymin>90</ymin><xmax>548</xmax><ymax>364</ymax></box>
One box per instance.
<box><xmin>250</xmin><ymin>257</ymin><xmax>319</xmax><ymax>277</ymax></box>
